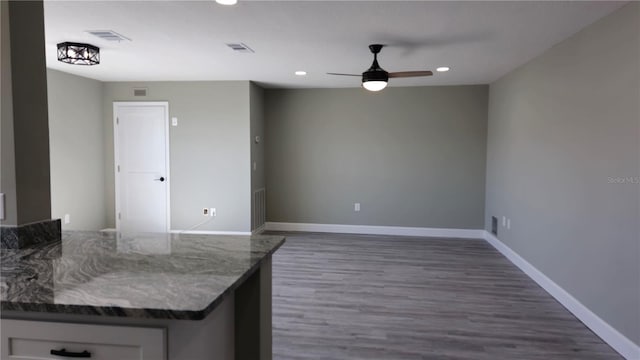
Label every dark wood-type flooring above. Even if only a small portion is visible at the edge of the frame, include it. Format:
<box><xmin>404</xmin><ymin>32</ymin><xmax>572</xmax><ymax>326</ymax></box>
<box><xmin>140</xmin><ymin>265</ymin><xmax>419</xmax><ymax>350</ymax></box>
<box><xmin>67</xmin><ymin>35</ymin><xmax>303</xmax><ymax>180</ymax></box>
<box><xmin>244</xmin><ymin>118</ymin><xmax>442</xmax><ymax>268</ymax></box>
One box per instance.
<box><xmin>269</xmin><ymin>232</ymin><xmax>622</xmax><ymax>360</ymax></box>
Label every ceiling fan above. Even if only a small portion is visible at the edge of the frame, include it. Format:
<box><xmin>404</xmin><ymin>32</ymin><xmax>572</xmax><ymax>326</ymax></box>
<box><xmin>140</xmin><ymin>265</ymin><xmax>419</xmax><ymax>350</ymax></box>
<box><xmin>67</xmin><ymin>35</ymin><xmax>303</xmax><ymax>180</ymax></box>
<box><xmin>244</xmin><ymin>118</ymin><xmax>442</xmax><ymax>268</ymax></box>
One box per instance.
<box><xmin>328</xmin><ymin>44</ymin><xmax>433</xmax><ymax>92</ymax></box>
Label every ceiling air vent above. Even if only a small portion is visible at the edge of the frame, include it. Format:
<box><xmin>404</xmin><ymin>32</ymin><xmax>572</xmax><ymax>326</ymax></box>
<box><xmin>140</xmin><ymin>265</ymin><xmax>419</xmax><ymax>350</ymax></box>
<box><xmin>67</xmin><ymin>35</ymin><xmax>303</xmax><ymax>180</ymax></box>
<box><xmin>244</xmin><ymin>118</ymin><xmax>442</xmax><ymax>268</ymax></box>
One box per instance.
<box><xmin>133</xmin><ymin>88</ymin><xmax>147</xmax><ymax>97</ymax></box>
<box><xmin>86</xmin><ymin>30</ymin><xmax>131</xmax><ymax>42</ymax></box>
<box><xmin>225</xmin><ymin>43</ymin><xmax>254</xmax><ymax>53</ymax></box>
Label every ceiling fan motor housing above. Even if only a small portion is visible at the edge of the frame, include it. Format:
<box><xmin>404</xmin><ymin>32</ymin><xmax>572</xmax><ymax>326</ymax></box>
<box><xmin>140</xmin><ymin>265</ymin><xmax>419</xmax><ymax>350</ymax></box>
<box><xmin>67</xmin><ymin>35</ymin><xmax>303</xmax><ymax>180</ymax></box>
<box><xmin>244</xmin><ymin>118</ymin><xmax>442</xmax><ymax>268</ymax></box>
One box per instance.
<box><xmin>362</xmin><ymin>69</ymin><xmax>389</xmax><ymax>83</ymax></box>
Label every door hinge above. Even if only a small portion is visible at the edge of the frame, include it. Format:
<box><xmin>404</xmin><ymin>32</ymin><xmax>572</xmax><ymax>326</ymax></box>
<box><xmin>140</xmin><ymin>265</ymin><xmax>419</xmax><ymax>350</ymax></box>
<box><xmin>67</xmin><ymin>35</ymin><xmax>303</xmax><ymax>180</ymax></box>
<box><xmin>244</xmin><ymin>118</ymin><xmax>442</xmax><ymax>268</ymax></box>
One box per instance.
<box><xmin>117</xmin><ymin>165</ymin><xmax>120</xmax><ymax>172</ymax></box>
<box><xmin>116</xmin><ymin>117</ymin><xmax>119</xmax><ymax>125</ymax></box>
<box><xmin>118</xmin><ymin>212</ymin><xmax>121</xmax><ymax>220</ymax></box>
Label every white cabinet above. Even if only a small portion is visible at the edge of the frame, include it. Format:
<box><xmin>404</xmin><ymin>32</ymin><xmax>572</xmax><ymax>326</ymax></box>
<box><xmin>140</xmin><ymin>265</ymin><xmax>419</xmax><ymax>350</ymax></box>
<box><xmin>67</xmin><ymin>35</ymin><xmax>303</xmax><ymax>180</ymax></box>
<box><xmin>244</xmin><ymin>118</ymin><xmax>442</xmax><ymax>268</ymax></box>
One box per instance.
<box><xmin>1</xmin><ymin>319</ymin><xmax>165</xmax><ymax>360</ymax></box>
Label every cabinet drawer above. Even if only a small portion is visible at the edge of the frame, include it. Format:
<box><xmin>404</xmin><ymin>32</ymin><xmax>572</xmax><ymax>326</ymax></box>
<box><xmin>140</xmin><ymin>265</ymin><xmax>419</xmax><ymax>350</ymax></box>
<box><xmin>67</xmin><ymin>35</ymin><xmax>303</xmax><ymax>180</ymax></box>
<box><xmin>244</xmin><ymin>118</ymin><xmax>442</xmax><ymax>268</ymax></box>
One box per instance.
<box><xmin>9</xmin><ymin>338</ymin><xmax>139</xmax><ymax>360</ymax></box>
<box><xmin>1</xmin><ymin>319</ymin><xmax>165</xmax><ymax>360</ymax></box>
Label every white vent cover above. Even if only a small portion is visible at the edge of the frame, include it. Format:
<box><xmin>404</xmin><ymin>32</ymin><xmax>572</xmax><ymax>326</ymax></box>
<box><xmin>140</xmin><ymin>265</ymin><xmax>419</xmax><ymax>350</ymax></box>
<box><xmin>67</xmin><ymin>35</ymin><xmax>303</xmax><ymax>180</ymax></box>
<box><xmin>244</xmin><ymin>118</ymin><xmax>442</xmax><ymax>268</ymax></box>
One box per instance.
<box><xmin>86</xmin><ymin>30</ymin><xmax>131</xmax><ymax>42</ymax></box>
<box><xmin>226</xmin><ymin>43</ymin><xmax>254</xmax><ymax>53</ymax></box>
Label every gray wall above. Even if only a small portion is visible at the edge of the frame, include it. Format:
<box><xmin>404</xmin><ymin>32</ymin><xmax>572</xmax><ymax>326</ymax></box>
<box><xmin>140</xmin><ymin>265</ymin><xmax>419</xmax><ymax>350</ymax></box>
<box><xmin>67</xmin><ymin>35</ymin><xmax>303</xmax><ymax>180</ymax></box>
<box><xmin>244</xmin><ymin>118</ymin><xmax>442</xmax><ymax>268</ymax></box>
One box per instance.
<box><xmin>265</xmin><ymin>86</ymin><xmax>488</xmax><ymax>229</ymax></box>
<box><xmin>1</xmin><ymin>0</ymin><xmax>51</xmax><ymax>225</ymax></box>
<box><xmin>103</xmin><ymin>82</ymin><xmax>252</xmax><ymax>232</ymax></box>
<box><xmin>485</xmin><ymin>3</ymin><xmax>639</xmax><ymax>345</ymax></box>
<box><xmin>250</xmin><ymin>83</ymin><xmax>265</xmax><ymax>230</ymax></box>
<box><xmin>1</xmin><ymin>0</ymin><xmax>17</xmax><ymax>225</ymax></box>
<box><xmin>47</xmin><ymin>69</ymin><xmax>106</xmax><ymax>230</ymax></box>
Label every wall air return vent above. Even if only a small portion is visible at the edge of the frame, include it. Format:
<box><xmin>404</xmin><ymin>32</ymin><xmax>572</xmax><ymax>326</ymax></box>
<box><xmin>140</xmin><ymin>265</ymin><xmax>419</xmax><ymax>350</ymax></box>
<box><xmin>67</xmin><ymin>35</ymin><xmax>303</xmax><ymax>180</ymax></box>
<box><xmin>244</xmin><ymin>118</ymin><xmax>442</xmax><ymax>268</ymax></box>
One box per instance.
<box><xmin>86</xmin><ymin>30</ymin><xmax>131</xmax><ymax>42</ymax></box>
<box><xmin>253</xmin><ymin>188</ymin><xmax>266</xmax><ymax>231</ymax></box>
<box><xmin>133</xmin><ymin>88</ymin><xmax>147</xmax><ymax>97</ymax></box>
<box><xmin>225</xmin><ymin>43</ymin><xmax>254</xmax><ymax>53</ymax></box>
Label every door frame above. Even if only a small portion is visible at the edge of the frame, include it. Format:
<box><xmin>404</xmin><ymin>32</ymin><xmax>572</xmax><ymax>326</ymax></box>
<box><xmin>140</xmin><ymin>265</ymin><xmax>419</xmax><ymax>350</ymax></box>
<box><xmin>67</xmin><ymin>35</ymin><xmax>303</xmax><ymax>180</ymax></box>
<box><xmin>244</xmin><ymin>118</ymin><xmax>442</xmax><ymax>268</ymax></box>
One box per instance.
<box><xmin>113</xmin><ymin>101</ymin><xmax>171</xmax><ymax>232</ymax></box>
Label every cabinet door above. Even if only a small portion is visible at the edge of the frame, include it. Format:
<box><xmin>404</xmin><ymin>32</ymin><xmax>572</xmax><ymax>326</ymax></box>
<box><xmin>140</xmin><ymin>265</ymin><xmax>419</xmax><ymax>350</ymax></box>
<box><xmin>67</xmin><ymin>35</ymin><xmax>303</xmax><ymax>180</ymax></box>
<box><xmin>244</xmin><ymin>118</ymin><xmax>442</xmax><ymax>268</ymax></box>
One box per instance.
<box><xmin>1</xmin><ymin>319</ymin><xmax>166</xmax><ymax>360</ymax></box>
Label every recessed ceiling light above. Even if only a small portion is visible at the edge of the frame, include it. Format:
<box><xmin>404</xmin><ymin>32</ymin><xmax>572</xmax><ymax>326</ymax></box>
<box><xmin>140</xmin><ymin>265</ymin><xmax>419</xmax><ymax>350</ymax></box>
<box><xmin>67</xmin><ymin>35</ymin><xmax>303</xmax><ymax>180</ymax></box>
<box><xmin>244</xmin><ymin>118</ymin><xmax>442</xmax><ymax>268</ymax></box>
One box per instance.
<box><xmin>436</xmin><ymin>67</ymin><xmax>450</xmax><ymax>72</ymax></box>
<box><xmin>295</xmin><ymin>71</ymin><xmax>307</xmax><ymax>76</ymax></box>
<box><xmin>216</xmin><ymin>0</ymin><xmax>237</xmax><ymax>5</ymax></box>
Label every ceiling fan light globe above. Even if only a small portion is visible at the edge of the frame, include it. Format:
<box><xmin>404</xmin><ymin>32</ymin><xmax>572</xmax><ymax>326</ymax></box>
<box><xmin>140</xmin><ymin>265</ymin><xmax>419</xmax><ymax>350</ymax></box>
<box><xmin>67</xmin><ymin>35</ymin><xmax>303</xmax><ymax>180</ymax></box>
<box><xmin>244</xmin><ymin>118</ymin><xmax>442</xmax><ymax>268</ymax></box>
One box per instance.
<box><xmin>362</xmin><ymin>80</ymin><xmax>388</xmax><ymax>92</ymax></box>
<box><xmin>362</xmin><ymin>68</ymin><xmax>389</xmax><ymax>91</ymax></box>
<box><xmin>216</xmin><ymin>0</ymin><xmax>237</xmax><ymax>5</ymax></box>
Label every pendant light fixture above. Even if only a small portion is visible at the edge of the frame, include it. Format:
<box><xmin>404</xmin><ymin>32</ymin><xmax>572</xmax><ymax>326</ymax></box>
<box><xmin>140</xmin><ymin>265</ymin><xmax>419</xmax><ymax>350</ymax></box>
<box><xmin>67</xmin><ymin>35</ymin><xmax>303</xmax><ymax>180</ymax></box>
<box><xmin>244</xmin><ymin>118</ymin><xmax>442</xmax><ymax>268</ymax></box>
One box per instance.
<box><xmin>57</xmin><ymin>42</ymin><xmax>100</xmax><ymax>65</ymax></box>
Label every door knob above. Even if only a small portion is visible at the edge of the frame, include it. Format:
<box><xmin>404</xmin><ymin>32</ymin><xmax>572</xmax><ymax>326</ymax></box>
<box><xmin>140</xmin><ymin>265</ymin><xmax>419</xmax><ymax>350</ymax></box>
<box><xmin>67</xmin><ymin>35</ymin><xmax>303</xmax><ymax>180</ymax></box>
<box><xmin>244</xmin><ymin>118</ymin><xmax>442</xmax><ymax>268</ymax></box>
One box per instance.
<box><xmin>154</xmin><ymin>177</ymin><xmax>165</xmax><ymax>182</ymax></box>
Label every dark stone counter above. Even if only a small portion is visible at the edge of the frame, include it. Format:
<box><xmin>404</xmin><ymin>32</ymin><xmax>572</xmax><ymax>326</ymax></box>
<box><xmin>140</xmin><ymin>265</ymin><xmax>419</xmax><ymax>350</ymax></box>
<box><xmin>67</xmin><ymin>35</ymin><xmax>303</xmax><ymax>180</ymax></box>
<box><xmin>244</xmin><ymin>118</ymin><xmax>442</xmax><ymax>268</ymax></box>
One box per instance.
<box><xmin>1</xmin><ymin>231</ymin><xmax>285</xmax><ymax>320</ymax></box>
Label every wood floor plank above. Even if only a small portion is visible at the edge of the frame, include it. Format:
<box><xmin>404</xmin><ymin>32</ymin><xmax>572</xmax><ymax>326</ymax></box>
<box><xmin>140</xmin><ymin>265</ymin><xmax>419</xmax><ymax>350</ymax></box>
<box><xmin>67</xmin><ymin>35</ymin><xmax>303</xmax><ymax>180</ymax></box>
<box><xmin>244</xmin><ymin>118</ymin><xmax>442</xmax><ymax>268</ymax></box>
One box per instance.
<box><xmin>269</xmin><ymin>232</ymin><xmax>623</xmax><ymax>360</ymax></box>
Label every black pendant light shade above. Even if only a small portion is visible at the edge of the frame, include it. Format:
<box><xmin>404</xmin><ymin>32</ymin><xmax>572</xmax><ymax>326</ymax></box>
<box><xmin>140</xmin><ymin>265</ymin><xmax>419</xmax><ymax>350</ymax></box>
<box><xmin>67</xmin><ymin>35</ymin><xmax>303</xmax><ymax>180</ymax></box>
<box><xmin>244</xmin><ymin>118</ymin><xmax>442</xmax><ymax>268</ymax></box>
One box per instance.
<box><xmin>57</xmin><ymin>42</ymin><xmax>100</xmax><ymax>65</ymax></box>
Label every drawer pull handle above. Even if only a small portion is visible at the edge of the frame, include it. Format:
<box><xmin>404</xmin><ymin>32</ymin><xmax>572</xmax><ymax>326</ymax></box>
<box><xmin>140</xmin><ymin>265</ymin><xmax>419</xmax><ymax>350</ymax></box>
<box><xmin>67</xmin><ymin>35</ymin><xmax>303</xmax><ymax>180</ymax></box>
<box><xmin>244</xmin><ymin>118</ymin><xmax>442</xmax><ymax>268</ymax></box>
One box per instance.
<box><xmin>50</xmin><ymin>348</ymin><xmax>91</xmax><ymax>358</ymax></box>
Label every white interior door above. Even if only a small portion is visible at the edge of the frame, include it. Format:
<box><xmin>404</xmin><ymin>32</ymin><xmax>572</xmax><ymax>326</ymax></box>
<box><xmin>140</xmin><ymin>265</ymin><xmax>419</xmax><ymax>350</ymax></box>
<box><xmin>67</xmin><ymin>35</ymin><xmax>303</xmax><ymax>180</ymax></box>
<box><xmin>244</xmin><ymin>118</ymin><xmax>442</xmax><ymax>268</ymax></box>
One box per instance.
<box><xmin>114</xmin><ymin>102</ymin><xmax>170</xmax><ymax>233</ymax></box>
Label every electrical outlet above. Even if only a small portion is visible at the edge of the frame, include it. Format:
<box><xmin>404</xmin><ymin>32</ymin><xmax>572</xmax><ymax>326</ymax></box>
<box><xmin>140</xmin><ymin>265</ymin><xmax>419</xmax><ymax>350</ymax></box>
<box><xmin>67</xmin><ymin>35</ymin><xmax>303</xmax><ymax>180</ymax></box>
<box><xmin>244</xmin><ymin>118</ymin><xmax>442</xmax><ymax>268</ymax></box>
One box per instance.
<box><xmin>210</xmin><ymin>208</ymin><xmax>216</xmax><ymax>217</ymax></box>
<box><xmin>507</xmin><ymin>218</ymin><xmax>511</xmax><ymax>229</ymax></box>
<box><xmin>354</xmin><ymin>203</ymin><xmax>360</xmax><ymax>212</ymax></box>
<box><xmin>202</xmin><ymin>208</ymin><xmax>209</xmax><ymax>216</ymax></box>
<box><xmin>502</xmin><ymin>216</ymin><xmax>506</xmax><ymax>227</ymax></box>
<box><xmin>64</xmin><ymin>214</ymin><xmax>70</xmax><ymax>224</ymax></box>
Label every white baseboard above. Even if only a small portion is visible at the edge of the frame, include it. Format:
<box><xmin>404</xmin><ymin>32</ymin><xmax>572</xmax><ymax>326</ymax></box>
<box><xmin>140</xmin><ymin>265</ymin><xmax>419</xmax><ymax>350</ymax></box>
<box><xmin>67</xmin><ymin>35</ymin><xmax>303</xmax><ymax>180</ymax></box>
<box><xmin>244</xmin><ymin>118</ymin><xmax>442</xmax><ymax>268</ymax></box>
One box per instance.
<box><xmin>169</xmin><ymin>230</ymin><xmax>252</xmax><ymax>236</ymax></box>
<box><xmin>100</xmin><ymin>228</ymin><xmax>251</xmax><ymax>235</ymax></box>
<box><xmin>484</xmin><ymin>231</ymin><xmax>640</xmax><ymax>360</ymax></box>
<box><xmin>264</xmin><ymin>222</ymin><xmax>485</xmax><ymax>239</ymax></box>
<box><xmin>100</xmin><ymin>228</ymin><xmax>252</xmax><ymax>236</ymax></box>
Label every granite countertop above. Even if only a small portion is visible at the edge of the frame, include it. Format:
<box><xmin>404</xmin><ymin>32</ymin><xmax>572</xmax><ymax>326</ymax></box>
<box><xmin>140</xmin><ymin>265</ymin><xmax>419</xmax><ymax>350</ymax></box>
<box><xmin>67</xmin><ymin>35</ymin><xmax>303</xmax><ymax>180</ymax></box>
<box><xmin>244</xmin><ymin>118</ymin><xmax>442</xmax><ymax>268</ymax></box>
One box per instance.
<box><xmin>0</xmin><ymin>231</ymin><xmax>285</xmax><ymax>320</ymax></box>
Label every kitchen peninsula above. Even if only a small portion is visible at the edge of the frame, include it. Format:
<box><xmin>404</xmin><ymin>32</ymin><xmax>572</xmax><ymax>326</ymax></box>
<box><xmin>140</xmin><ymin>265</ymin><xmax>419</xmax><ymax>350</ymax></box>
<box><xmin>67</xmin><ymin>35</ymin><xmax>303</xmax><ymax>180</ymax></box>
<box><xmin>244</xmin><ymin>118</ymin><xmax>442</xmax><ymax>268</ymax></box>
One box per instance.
<box><xmin>0</xmin><ymin>230</ymin><xmax>285</xmax><ymax>360</ymax></box>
